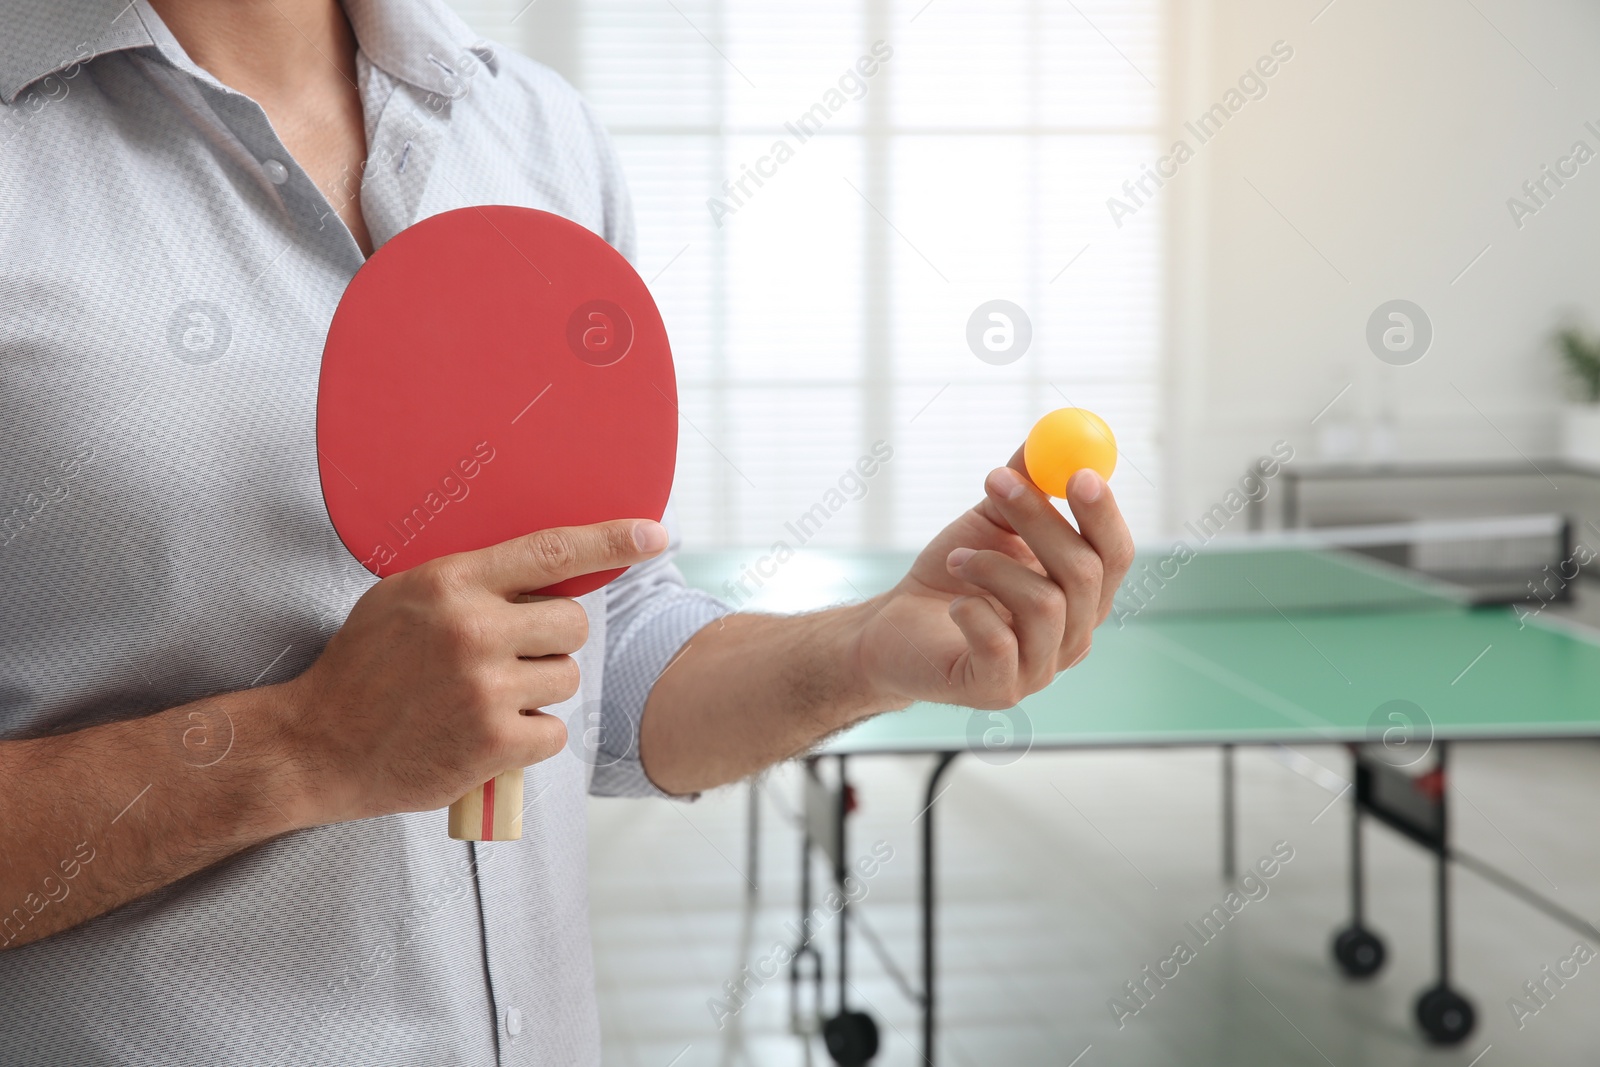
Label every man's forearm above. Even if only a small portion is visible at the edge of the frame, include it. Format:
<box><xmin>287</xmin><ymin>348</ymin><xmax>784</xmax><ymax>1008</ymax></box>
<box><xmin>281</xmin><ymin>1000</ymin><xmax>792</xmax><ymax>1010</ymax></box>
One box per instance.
<box><xmin>0</xmin><ymin>519</ymin><xmax>684</xmax><ymax>950</ymax></box>
<box><xmin>0</xmin><ymin>687</ymin><xmax>310</xmax><ymax>950</ymax></box>
<box><xmin>637</xmin><ymin>602</ymin><xmax>909</xmax><ymax>795</ymax></box>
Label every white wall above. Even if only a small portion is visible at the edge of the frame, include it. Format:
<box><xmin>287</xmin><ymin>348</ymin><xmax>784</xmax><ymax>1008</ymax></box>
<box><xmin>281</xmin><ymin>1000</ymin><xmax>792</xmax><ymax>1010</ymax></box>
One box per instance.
<box><xmin>1164</xmin><ymin>0</ymin><xmax>1600</xmax><ymax>531</ymax></box>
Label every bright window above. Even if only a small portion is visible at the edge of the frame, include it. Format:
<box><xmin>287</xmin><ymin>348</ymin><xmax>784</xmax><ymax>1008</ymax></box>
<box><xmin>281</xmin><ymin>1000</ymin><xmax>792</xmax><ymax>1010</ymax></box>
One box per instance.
<box><xmin>453</xmin><ymin>0</ymin><xmax>1164</xmax><ymax>547</ymax></box>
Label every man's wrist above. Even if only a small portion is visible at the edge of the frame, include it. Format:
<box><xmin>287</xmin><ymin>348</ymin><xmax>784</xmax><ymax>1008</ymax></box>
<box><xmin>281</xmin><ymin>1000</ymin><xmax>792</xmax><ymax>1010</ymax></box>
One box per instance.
<box><xmin>840</xmin><ymin>596</ymin><xmax>917</xmax><ymax>719</ymax></box>
<box><xmin>168</xmin><ymin>684</ymin><xmax>325</xmax><ymax>836</ymax></box>
<box><xmin>256</xmin><ymin>681</ymin><xmax>341</xmax><ymax>832</ymax></box>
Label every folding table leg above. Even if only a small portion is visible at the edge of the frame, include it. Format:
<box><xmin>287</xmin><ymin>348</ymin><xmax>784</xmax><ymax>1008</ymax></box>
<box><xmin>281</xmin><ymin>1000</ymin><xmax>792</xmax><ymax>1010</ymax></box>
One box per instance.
<box><xmin>836</xmin><ymin>755</ymin><xmax>850</xmax><ymax>1016</ymax></box>
<box><xmin>791</xmin><ymin>758</ymin><xmax>820</xmax><ymax>1037</ymax></box>
<box><xmin>1221</xmin><ymin>744</ymin><xmax>1236</xmax><ymax>880</ymax></box>
<box><xmin>820</xmin><ymin>755</ymin><xmax>882</xmax><ymax>1066</ymax></box>
<box><xmin>1331</xmin><ymin>753</ymin><xmax>1386</xmax><ymax>980</ymax></box>
<box><xmin>1412</xmin><ymin>742</ymin><xmax>1476</xmax><ymax>1045</ymax></box>
<box><xmin>1352</xmin><ymin>795</ymin><xmax>1365</xmax><ymax>930</ymax></box>
<box><xmin>921</xmin><ymin>751</ymin><xmax>960</xmax><ymax>1067</ymax></box>
<box><xmin>747</xmin><ymin>777</ymin><xmax>760</xmax><ymax>900</ymax></box>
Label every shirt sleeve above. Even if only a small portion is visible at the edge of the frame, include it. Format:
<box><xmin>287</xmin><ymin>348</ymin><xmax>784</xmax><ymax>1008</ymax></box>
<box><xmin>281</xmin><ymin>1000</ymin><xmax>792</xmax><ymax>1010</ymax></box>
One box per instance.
<box><xmin>591</xmin><ymin>506</ymin><xmax>730</xmax><ymax>798</ymax></box>
<box><xmin>581</xmin><ymin>95</ymin><xmax>638</xmax><ymax>264</ymax></box>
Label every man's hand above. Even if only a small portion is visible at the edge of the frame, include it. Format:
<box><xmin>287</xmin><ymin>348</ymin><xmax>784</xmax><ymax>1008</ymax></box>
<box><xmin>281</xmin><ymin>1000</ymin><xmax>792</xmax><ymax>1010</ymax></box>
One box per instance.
<box><xmin>853</xmin><ymin>457</ymin><xmax>1134</xmax><ymax>711</ymax></box>
<box><xmin>638</xmin><ymin>457</ymin><xmax>1134</xmax><ymax>795</ymax></box>
<box><xmin>273</xmin><ymin>519</ymin><xmax>668</xmax><ymax>826</ymax></box>
<box><xmin>0</xmin><ymin>518</ymin><xmax>667</xmax><ymax>951</ymax></box>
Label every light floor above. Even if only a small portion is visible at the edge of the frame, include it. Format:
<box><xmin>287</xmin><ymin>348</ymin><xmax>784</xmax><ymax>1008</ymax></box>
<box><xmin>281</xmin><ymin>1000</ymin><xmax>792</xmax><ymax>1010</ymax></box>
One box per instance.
<box><xmin>590</xmin><ymin>739</ymin><xmax>1600</xmax><ymax>1066</ymax></box>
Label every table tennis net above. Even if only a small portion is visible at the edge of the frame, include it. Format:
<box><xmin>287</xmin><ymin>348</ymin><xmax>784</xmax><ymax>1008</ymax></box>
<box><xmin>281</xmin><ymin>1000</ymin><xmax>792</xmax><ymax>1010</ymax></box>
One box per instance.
<box><xmin>1114</xmin><ymin>514</ymin><xmax>1569</xmax><ymax>618</ymax></box>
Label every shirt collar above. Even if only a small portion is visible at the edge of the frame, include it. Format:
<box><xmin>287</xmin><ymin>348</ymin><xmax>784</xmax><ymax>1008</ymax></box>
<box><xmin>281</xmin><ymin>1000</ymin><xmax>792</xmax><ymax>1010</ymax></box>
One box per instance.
<box><xmin>344</xmin><ymin>0</ymin><xmax>500</xmax><ymax>98</ymax></box>
<box><xmin>0</xmin><ymin>0</ymin><xmax>154</xmax><ymax>104</ymax></box>
<box><xmin>0</xmin><ymin>0</ymin><xmax>497</xmax><ymax>106</ymax></box>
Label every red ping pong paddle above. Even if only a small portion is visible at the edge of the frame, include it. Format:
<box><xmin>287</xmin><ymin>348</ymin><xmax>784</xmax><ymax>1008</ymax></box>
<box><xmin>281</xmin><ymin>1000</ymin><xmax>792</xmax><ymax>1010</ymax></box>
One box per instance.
<box><xmin>316</xmin><ymin>205</ymin><xmax>678</xmax><ymax>841</ymax></box>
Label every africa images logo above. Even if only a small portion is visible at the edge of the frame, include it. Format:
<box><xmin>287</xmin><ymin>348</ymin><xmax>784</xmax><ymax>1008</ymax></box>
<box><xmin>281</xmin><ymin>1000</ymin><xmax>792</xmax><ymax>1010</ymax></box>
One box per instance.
<box><xmin>1105</xmin><ymin>40</ymin><xmax>1295</xmax><ymax>229</ymax></box>
<box><xmin>360</xmin><ymin>441</ymin><xmax>497</xmax><ymax>572</ymax></box>
<box><xmin>706</xmin><ymin>41</ymin><xmax>894</xmax><ymax>227</ymax></box>
<box><xmin>167</xmin><ymin>301</ymin><xmax>232</xmax><ymax>365</ymax></box>
<box><xmin>1366</xmin><ymin>300</ymin><xmax>1432</xmax><ymax>367</ymax></box>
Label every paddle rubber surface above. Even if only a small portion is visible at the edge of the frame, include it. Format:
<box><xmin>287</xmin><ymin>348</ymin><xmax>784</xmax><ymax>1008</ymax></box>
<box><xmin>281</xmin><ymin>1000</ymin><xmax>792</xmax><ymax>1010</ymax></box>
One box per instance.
<box><xmin>317</xmin><ymin>206</ymin><xmax>677</xmax><ymax>598</ymax></box>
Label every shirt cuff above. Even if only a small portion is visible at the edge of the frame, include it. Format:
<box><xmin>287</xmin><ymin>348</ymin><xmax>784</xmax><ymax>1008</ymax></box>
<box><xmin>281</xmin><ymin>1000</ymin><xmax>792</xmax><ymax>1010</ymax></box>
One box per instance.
<box><xmin>591</xmin><ymin>585</ymin><xmax>730</xmax><ymax>799</ymax></box>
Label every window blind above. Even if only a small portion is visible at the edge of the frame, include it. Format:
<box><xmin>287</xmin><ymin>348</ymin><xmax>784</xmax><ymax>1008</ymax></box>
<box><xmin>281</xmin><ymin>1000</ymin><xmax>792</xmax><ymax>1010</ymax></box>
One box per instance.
<box><xmin>449</xmin><ymin>0</ymin><xmax>1164</xmax><ymax>548</ymax></box>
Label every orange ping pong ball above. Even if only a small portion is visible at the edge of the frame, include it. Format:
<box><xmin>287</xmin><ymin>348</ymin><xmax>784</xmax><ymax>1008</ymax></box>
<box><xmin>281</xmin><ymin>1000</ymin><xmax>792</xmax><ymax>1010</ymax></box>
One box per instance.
<box><xmin>1022</xmin><ymin>408</ymin><xmax>1117</xmax><ymax>498</ymax></box>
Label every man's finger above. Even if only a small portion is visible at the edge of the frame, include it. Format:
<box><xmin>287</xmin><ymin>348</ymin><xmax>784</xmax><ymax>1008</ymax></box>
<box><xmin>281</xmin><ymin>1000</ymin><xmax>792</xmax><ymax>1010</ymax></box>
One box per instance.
<box><xmin>946</xmin><ymin>595</ymin><xmax>1019</xmax><ymax>698</ymax></box>
<box><xmin>464</xmin><ymin>519</ymin><xmax>668</xmax><ymax>596</ymax></box>
<box><xmin>1063</xmin><ymin>470</ymin><xmax>1136</xmax><ymax>624</ymax></box>
<box><xmin>499</xmin><ymin>597</ymin><xmax>591</xmax><ymax>659</ymax></box>
<box><xmin>980</xmin><ymin>467</ymin><xmax>1103</xmax><ymax>657</ymax></box>
<box><xmin>509</xmin><ymin>655</ymin><xmax>582</xmax><ymax>713</ymax></box>
<box><xmin>1004</xmin><ymin>444</ymin><xmax>1028</xmax><ymax>479</ymax></box>
<box><xmin>500</xmin><ymin>707</ymin><xmax>570</xmax><ymax>769</ymax></box>
<box><xmin>971</xmin><ymin>445</ymin><xmax>1030</xmax><ymax>537</ymax></box>
<box><xmin>946</xmin><ymin>548</ymin><xmax>1062</xmax><ymax>681</ymax></box>
<box><xmin>1001</xmin><ymin>446</ymin><xmax>1134</xmax><ymax>627</ymax></box>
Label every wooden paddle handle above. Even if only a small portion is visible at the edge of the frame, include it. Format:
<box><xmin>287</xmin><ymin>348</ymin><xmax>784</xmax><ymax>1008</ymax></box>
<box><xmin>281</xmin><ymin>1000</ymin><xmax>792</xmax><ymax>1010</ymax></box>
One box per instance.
<box><xmin>447</xmin><ymin>770</ymin><xmax>523</xmax><ymax>840</ymax></box>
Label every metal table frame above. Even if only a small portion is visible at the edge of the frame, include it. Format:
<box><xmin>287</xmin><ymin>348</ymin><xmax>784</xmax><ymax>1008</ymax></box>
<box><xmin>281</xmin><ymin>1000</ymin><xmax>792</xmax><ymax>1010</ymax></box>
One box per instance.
<box><xmin>782</xmin><ymin>734</ymin><xmax>1600</xmax><ymax>1064</ymax></box>
<box><xmin>1269</xmin><ymin>460</ymin><xmax>1600</xmax><ymax>533</ymax></box>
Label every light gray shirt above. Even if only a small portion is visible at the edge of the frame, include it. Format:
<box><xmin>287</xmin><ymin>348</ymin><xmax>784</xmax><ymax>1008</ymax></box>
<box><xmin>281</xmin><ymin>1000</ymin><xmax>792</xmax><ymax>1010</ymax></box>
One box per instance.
<box><xmin>0</xmin><ymin>1</ymin><xmax>727</xmax><ymax>1062</ymax></box>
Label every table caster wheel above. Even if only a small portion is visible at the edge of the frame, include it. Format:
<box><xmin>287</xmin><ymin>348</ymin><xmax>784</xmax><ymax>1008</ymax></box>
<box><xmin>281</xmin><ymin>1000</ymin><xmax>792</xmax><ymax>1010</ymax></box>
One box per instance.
<box><xmin>823</xmin><ymin>1009</ymin><xmax>880</xmax><ymax>1066</ymax></box>
<box><xmin>1415</xmin><ymin>985</ymin><xmax>1475</xmax><ymax>1045</ymax></box>
<box><xmin>1331</xmin><ymin>924</ymin><xmax>1386</xmax><ymax>978</ymax></box>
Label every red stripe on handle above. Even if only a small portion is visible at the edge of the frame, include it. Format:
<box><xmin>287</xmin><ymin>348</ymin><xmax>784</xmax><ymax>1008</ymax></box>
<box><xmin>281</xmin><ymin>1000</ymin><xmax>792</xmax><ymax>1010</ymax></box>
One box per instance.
<box><xmin>481</xmin><ymin>777</ymin><xmax>496</xmax><ymax>841</ymax></box>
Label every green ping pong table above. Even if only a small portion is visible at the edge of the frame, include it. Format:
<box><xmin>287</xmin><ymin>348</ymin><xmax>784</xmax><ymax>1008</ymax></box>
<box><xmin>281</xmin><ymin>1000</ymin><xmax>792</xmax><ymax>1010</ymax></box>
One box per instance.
<box><xmin>677</xmin><ymin>545</ymin><xmax>1600</xmax><ymax>1064</ymax></box>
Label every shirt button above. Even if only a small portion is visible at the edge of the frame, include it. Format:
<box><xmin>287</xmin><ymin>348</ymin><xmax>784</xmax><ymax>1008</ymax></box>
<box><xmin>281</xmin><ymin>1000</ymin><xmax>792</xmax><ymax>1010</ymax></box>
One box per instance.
<box><xmin>505</xmin><ymin>1007</ymin><xmax>523</xmax><ymax>1037</ymax></box>
<box><xmin>261</xmin><ymin>158</ymin><xmax>289</xmax><ymax>184</ymax></box>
